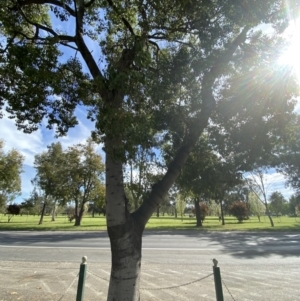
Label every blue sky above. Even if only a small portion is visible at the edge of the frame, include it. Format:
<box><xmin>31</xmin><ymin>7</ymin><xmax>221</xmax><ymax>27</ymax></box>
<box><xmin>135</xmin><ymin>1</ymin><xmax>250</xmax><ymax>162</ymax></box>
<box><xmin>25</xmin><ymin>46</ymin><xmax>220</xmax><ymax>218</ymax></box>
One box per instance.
<box><xmin>0</xmin><ymin>10</ymin><xmax>299</xmax><ymax>203</ymax></box>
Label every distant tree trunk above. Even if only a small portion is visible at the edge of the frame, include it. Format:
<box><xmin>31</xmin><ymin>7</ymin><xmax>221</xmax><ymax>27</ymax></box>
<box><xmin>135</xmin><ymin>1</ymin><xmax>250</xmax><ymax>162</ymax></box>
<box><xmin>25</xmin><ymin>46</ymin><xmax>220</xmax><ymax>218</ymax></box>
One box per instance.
<box><xmin>156</xmin><ymin>206</ymin><xmax>159</xmax><ymax>217</ymax></box>
<box><xmin>38</xmin><ymin>203</ymin><xmax>46</xmax><ymax>225</ymax></box>
<box><xmin>194</xmin><ymin>198</ymin><xmax>202</xmax><ymax>227</ymax></box>
<box><xmin>220</xmin><ymin>201</ymin><xmax>225</xmax><ymax>225</ymax></box>
<box><xmin>174</xmin><ymin>207</ymin><xmax>177</xmax><ymax>218</ymax></box>
<box><xmin>92</xmin><ymin>203</ymin><xmax>95</xmax><ymax>217</ymax></box>
<box><xmin>257</xmin><ymin>214</ymin><xmax>261</xmax><ymax>222</ymax></box>
<box><xmin>51</xmin><ymin>201</ymin><xmax>56</xmax><ymax>222</ymax></box>
<box><xmin>265</xmin><ymin>205</ymin><xmax>274</xmax><ymax>227</ymax></box>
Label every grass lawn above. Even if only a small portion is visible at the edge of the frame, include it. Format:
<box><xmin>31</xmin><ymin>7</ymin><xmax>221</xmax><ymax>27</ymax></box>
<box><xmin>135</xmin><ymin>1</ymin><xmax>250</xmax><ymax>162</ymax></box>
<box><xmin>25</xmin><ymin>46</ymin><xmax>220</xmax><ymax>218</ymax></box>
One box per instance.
<box><xmin>0</xmin><ymin>213</ymin><xmax>300</xmax><ymax>231</ymax></box>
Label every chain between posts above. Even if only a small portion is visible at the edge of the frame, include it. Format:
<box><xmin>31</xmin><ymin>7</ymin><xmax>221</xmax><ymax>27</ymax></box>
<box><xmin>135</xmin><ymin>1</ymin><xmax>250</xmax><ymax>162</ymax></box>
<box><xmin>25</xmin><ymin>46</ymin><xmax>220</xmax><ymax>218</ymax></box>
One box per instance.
<box><xmin>222</xmin><ymin>278</ymin><xmax>236</xmax><ymax>301</ymax></box>
<box><xmin>57</xmin><ymin>272</ymin><xmax>79</xmax><ymax>301</ymax></box>
<box><xmin>88</xmin><ymin>270</ymin><xmax>109</xmax><ymax>282</ymax></box>
<box><xmin>141</xmin><ymin>273</ymin><xmax>214</xmax><ymax>291</ymax></box>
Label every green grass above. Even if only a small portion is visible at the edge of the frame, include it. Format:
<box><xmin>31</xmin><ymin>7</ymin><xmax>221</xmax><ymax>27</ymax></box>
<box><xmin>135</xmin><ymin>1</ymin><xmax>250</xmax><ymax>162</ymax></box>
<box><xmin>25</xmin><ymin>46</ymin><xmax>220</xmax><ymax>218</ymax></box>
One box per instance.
<box><xmin>0</xmin><ymin>214</ymin><xmax>300</xmax><ymax>231</ymax></box>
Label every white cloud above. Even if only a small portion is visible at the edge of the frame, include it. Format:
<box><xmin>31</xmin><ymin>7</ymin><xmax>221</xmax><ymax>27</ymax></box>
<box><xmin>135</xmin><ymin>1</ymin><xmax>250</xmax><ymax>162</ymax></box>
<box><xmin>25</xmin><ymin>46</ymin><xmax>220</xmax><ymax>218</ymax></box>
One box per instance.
<box><xmin>0</xmin><ymin>108</ymin><xmax>103</xmax><ymax>202</ymax></box>
<box><xmin>0</xmin><ymin>115</ymin><xmax>44</xmax><ymax>166</ymax></box>
<box><xmin>245</xmin><ymin>169</ymin><xmax>295</xmax><ymax>200</ymax></box>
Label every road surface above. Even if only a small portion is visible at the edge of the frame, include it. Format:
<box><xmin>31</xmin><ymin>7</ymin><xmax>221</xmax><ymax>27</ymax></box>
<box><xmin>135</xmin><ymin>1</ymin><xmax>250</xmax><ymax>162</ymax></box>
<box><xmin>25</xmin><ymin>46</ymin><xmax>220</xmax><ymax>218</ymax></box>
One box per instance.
<box><xmin>0</xmin><ymin>231</ymin><xmax>299</xmax><ymax>300</ymax></box>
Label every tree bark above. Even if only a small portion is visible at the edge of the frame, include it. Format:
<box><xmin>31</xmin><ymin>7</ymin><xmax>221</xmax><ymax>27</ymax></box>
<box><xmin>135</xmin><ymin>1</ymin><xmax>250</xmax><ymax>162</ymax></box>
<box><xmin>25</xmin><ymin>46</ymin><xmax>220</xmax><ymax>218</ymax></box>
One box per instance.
<box><xmin>51</xmin><ymin>201</ymin><xmax>56</xmax><ymax>222</ymax></box>
<box><xmin>107</xmin><ymin>217</ymin><xmax>142</xmax><ymax>301</ymax></box>
<box><xmin>106</xmin><ymin>142</ymin><xmax>145</xmax><ymax>300</ymax></box>
<box><xmin>194</xmin><ymin>198</ymin><xmax>202</xmax><ymax>227</ymax></box>
<box><xmin>266</xmin><ymin>208</ymin><xmax>274</xmax><ymax>227</ymax></box>
<box><xmin>92</xmin><ymin>204</ymin><xmax>95</xmax><ymax>217</ymax></box>
<box><xmin>220</xmin><ymin>201</ymin><xmax>225</xmax><ymax>225</ymax></box>
<box><xmin>74</xmin><ymin>204</ymin><xmax>84</xmax><ymax>226</ymax></box>
<box><xmin>38</xmin><ymin>202</ymin><xmax>46</xmax><ymax>225</ymax></box>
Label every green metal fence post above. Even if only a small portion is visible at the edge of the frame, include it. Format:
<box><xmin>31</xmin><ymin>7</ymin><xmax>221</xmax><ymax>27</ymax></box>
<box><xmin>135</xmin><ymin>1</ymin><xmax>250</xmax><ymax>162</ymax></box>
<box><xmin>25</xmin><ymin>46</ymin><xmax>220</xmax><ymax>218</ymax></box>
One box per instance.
<box><xmin>212</xmin><ymin>258</ymin><xmax>224</xmax><ymax>301</ymax></box>
<box><xmin>76</xmin><ymin>256</ymin><xmax>87</xmax><ymax>301</ymax></box>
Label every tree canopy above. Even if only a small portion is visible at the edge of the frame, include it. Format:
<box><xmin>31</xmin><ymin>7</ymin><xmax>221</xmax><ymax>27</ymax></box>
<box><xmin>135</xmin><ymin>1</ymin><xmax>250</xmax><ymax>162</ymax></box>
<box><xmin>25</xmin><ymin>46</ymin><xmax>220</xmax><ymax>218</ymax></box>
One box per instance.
<box><xmin>0</xmin><ymin>140</ymin><xmax>24</xmax><ymax>209</ymax></box>
<box><xmin>33</xmin><ymin>139</ymin><xmax>105</xmax><ymax>225</ymax></box>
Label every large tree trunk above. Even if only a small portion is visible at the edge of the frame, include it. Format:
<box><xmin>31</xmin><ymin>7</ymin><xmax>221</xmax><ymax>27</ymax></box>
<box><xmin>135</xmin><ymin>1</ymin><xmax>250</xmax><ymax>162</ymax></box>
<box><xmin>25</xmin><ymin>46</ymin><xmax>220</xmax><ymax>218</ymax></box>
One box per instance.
<box><xmin>107</xmin><ymin>218</ymin><xmax>142</xmax><ymax>301</ymax></box>
<box><xmin>106</xmin><ymin>148</ymin><xmax>144</xmax><ymax>301</ymax></box>
<box><xmin>194</xmin><ymin>198</ymin><xmax>202</xmax><ymax>227</ymax></box>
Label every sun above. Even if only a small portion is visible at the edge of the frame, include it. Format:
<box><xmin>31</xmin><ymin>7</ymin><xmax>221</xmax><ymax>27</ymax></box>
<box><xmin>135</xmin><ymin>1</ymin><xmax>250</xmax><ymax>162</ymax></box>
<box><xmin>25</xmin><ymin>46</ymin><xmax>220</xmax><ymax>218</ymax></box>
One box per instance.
<box><xmin>278</xmin><ymin>18</ymin><xmax>300</xmax><ymax>84</ymax></box>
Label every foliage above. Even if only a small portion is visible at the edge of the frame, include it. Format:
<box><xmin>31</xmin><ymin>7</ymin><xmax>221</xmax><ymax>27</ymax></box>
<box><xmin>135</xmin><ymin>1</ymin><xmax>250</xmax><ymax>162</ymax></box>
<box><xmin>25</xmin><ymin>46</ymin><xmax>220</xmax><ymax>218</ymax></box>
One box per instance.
<box><xmin>245</xmin><ymin>169</ymin><xmax>275</xmax><ymax>227</ymax></box>
<box><xmin>32</xmin><ymin>139</ymin><xmax>105</xmax><ymax>225</ymax></box>
<box><xmin>33</xmin><ymin>142</ymin><xmax>65</xmax><ymax>202</ymax></box>
<box><xmin>277</xmin><ymin>115</ymin><xmax>300</xmax><ymax>192</ymax></box>
<box><xmin>207</xmin><ymin>201</ymin><xmax>221</xmax><ymax>217</ymax></box>
<box><xmin>229</xmin><ymin>201</ymin><xmax>248</xmax><ymax>223</ymax></box>
<box><xmin>176</xmin><ymin>194</ymin><xmax>186</xmax><ymax>221</ymax></box>
<box><xmin>199</xmin><ymin>203</ymin><xmax>209</xmax><ymax>223</ymax></box>
<box><xmin>289</xmin><ymin>194</ymin><xmax>300</xmax><ymax>216</ymax></box>
<box><xmin>62</xmin><ymin>139</ymin><xmax>105</xmax><ymax>225</ymax></box>
<box><xmin>0</xmin><ymin>140</ymin><xmax>24</xmax><ymax>208</ymax></box>
<box><xmin>1</xmin><ymin>0</ymin><xmax>300</xmax><ymax>298</ymax></box>
<box><xmin>269</xmin><ymin>191</ymin><xmax>287</xmax><ymax>216</ymax></box>
<box><xmin>248</xmin><ymin>191</ymin><xmax>265</xmax><ymax>222</ymax></box>
<box><xmin>6</xmin><ymin>203</ymin><xmax>21</xmax><ymax>222</ymax></box>
<box><xmin>7</xmin><ymin>203</ymin><xmax>21</xmax><ymax>215</ymax></box>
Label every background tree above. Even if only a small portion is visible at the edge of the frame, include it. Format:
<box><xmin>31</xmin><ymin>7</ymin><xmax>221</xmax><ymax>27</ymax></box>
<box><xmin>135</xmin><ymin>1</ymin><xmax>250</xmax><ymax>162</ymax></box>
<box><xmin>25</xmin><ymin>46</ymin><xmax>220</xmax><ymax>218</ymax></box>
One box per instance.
<box><xmin>248</xmin><ymin>191</ymin><xmax>265</xmax><ymax>222</ymax></box>
<box><xmin>88</xmin><ymin>183</ymin><xmax>106</xmax><ymax>217</ymax></box>
<box><xmin>125</xmin><ymin>147</ymin><xmax>157</xmax><ymax>211</ymax></box>
<box><xmin>269</xmin><ymin>191</ymin><xmax>287</xmax><ymax>217</ymax></box>
<box><xmin>63</xmin><ymin>139</ymin><xmax>105</xmax><ymax>226</ymax></box>
<box><xmin>245</xmin><ymin>170</ymin><xmax>275</xmax><ymax>227</ymax></box>
<box><xmin>207</xmin><ymin>201</ymin><xmax>221</xmax><ymax>217</ymax></box>
<box><xmin>176</xmin><ymin>193</ymin><xmax>186</xmax><ymax>221</ymax></box>
<box><xmin>289</xmin><ymin>194</ymin><xmax>300</xmax><ymax>216</ymax></box>
<box><xmin>22</xmin><ymin>188</ymin><xmax>46</xmax><ymax>216</ymax></box>
<box><xmin>6</xmin><ymin>203</ymin><xmax>21</xmax><ymax>222</ymax></box>
<box><xmin>277</xmin><ymin>115</ymin><xmax>300</xmax><ymax>192</ymax></box>
<box><xmin>0</xmin><ymin>140</ymin><xmax>24</xmax><ymax>209</ymax></box>
<box><xmin>199</xmin><ymin>203</ymin><xmax>209</xmax><ymax>223</ymax></box>
<box><xmin>229</xmin><ymin>201</ymin><xmax>248</xmax><ymax>223</ymax></box>
<box><xmin>33</xmin><ymin>142</ymin><xmax>65</xmax><ymax>224</ymax></box>
<box><xmin>1</xmin><ymin>1</ymin><xmax>299</xmax><ymax>299</ymax></box>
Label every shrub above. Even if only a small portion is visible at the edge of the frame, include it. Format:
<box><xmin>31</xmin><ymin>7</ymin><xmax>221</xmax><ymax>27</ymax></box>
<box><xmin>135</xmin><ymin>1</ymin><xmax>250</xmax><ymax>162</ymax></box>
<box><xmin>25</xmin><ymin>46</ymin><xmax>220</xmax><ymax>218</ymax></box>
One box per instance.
<box><xmin>229</xmin><ymin>201</ymin><xmax>248</xmax><ymax>223</ymax></box>
<box><xmin>199</xmin><ymin>203</ymin><xmax>209</xmax><ymax>222</ymax></box>
<box><xmin>6</xmin><ymin>204</ymin><xmax>21</xmax><ymax>222</ymax></box>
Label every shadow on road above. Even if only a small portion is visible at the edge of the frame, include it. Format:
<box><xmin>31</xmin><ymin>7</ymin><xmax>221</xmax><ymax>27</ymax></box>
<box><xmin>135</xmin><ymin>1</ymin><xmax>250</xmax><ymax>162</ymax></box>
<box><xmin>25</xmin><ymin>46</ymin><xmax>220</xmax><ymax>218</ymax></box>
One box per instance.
<box><xmin>142</xmin><ymin>230</ymin><xmax>300</xmax><ymax>259</ymax></box>
<box><xmin>1</xmin><ymin>229</ymin><xmax>299</xmax><ymax>259</ymax></box>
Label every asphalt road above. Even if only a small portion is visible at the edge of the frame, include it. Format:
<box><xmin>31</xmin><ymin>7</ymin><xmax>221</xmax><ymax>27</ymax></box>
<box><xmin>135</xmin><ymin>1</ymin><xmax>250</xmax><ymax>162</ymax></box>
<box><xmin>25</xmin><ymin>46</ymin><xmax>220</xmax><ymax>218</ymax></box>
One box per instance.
<box><xmin>0</xmin><ymin>231</ymin><xmax>300</xmax><ymax>300</ymax></box>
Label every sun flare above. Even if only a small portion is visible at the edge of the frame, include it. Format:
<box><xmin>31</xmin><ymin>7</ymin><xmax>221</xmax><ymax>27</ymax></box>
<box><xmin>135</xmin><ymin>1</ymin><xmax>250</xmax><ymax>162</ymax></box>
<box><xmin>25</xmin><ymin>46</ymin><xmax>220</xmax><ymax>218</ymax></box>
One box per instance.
<box><xmin>278</xmin><ymin>18</ymin><xmax>300</xmax><ymax>84</ymax></box>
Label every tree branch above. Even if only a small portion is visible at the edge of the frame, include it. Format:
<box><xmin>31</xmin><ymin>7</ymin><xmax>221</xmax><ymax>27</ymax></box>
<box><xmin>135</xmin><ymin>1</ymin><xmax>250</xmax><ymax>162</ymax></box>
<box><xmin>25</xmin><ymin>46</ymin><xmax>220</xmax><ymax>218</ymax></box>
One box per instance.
<box><xmin>85</xmin><ymin>0</ymin><xmax>96</xmax><ymax>8</ymax></box>
<box><xmin>106</xmin><ymin>0</ymin><xmax>135</xmax><ymax>36</ymax></box>
<box><xmin>133</xmin><ymin>26</ymin><xmax>251</xmax><ymax>227</ymax></box>
<box><xmin>18</xmin><ymin>0</ymin><xmax>76</xmax><ymax>16</ymax></box>
<box><xmin>76</xmin><ymin>0</ymin><xmax>85</xmax><ymax>32</ymax></box>
<box><xmin>18</xmin><ymin>6</ymin><xmax>76</xmax><ymax>43</ymax></box>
